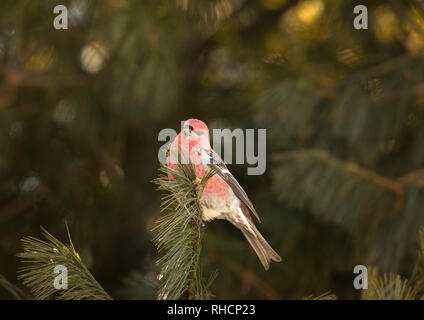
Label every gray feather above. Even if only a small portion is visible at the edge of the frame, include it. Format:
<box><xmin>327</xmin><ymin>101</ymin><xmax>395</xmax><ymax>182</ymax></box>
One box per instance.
<box><xmin>240</xmin><ymin>224</ymin><xmax>282</xmax><ymax>270</ymax></box>
<box><xmin>204</xmin><ymin>149</ymin><xmax>262</xmax><ymax>223</ymax></box>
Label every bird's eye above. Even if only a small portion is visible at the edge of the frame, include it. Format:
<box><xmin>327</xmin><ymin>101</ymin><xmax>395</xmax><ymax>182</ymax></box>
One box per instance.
<box><xmin>185</xmin><ymin>125</ymin><xmax>194</xmax><ymax>131</ymax></box>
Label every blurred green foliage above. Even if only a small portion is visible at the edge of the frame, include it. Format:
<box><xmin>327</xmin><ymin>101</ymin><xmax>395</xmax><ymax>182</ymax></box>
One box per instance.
<box><xmin>1</xmin><ymin>0</ymin><xmax>424</xmax><ymax>299</ymax></box>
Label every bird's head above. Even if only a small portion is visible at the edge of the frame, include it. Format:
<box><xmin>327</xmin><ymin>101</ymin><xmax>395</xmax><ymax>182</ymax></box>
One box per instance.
<box><xmin>181</xmin><ymin>119</ymin><xmax>209</xmax><ymax>145</ymax></box>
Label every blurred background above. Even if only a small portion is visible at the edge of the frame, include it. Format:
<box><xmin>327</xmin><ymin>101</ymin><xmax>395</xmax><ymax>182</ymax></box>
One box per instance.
<box><xmin>1</xmin><ymin>0</ymin><xmax>424</xmax><ymax>299</ymax></box>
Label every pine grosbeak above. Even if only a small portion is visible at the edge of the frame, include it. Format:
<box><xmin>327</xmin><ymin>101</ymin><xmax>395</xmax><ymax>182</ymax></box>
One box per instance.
<box><xmin>166</xmin><ymin>119</ymin><xmax>281</xmax><ymax>270</ymax></box>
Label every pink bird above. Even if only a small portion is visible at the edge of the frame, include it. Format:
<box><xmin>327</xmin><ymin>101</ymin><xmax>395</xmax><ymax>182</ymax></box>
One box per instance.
<box><xmin>166</xmin><ymin>119</ymin><xmax>281</xmax><ymax>270</ymax></box>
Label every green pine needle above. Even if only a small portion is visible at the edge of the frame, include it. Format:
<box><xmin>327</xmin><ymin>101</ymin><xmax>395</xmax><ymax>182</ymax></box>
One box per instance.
<box><xmin>17</xmin><ymin>225</ymin><xmax>112</xmax><ymax>300</ymax></box>
<box><xmin>361</xmin><ymin>266</ymin><xmax>414</xmax><ymax>300</ymax></box>
<box><xmin>302</xmin><ymin>291</ymin><xmax>338</xmax><ymax>300</ymax></box>
<box><xmin>152</xmin><ymin>157</ymin><xmax>218</xmax><ymax>300</ymax></box>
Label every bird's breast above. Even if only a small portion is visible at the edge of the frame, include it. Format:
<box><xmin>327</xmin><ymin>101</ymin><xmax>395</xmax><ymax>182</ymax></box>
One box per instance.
<box><xmin>200</xmin><ymin>177</ymin><xmax>241</xmax><ymax>222</ymax></box>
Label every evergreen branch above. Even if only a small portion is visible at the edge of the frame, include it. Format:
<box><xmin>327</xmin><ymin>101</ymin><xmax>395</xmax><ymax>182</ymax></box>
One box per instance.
<box><xmin>0</xmin><ymin>275</ymin><xmax>32</xmax><ymax>300</ymax></box>
<box><xmin>302</xmin><ymin>291</ymin><xmax>338</xmax><ymax>300</ymax></box>
<box><xmin>256</xmin><ymin>77</ymin><xmax>417</xmax><ymax>166</ymax></box>
<box><xmin>271</xmin><ymin>149</ymin><xmax>404</xmax><ymax>233</ymax></box>
<box><xmin>16</xmin><ymin>225</ymin><xmax>112</xmax><ymax>300</ymax></box>
<box><xmin>270</xmin><ymin>149</ymin><xmax>424</xmax><ymax>270</ymax></box>
<box><xmin>152</xmin><ymin>157</ymin><xmax>217</xmax><ymax>300</ymax></box>
<box><xmin>361</xmin><ymin>266</ymin><xmax>414</xmax><ymax>300</ymax></box>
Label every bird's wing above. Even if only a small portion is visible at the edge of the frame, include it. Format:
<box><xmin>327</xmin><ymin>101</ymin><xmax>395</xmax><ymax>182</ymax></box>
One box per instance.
<box><xmin>203</xmin><ymin>148</ymin><xmax>261</xmax><ymax>223</ymax></box>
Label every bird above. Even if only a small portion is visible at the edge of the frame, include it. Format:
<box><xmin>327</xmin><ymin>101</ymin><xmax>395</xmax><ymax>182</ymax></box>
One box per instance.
<box><xmin>166</xmin><ymin>118</ymin><xmax>281</xmax><ymax>270</ymax></box>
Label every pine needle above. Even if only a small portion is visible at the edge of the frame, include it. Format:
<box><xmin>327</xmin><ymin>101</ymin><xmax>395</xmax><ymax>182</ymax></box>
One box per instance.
<box><xmin>16</xmin><ymin>226</ymin><xmax>112</xmax><ymax>300</ymax></box>
<box><xmin>302</xmin><ymin>291</ymin><xmax>338</xmax><ymax>300</ymax></box>
<box><xmin>152</xmin><ymin>158</ymin><xmax>217</xmax><ymax>300</ymax></box>
<box><xmin>361</xmin><ymin>266</ymin><xmax>414</xmax><ymax>300</ymax></box>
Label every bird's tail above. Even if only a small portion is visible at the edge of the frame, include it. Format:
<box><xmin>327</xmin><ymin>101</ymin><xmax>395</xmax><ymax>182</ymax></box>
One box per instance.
<box><xmin>240</xmin><ymin>224</ymin><xmax>282</xmax><ymax>270</ymax></box>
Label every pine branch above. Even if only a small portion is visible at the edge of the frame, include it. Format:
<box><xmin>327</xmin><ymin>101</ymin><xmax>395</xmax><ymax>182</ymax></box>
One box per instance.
<box><xmin>152</xmin><ymin>158</ymin><xmax>217</xmax><ymax>300</ymax></box>
<box><xmin>303</xmin><ymin>229</ymin><xmax>424</xmax><ymax>300</ymax></box>
<box><xmin>255</xmin><ymin>76</ymin><xmax>417</xmax><ymax>166</ymax></box>
<box><xmin>271</xmin><ymin>149</ymin><xmax>404</xmax><ymax>233</ymax></box>
<box><xmin>270</xmin><ymin>149</ymin><xmax>424</xmax><ymax>271</ymax></box>
<box><xmin>17</xmin><ymin>225</ymin><xmax>112</xmax><ymax>300</ymax></box>
<box><xmin>302</xmin><ymin>291</ymin><xmax>338</xmax><ymax>300</ymax></box>
<box><xmin>361</xmin><ymin>266</ymin><xmax>414</xmax><ymax>300</ymax></box>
